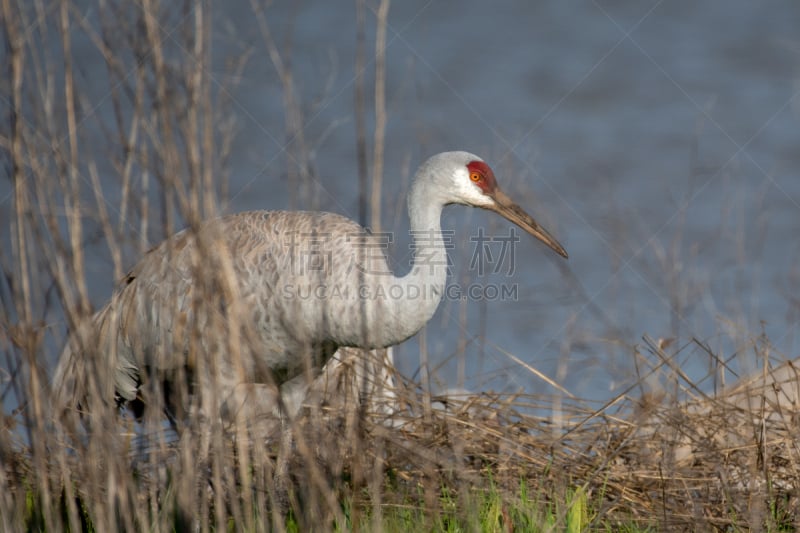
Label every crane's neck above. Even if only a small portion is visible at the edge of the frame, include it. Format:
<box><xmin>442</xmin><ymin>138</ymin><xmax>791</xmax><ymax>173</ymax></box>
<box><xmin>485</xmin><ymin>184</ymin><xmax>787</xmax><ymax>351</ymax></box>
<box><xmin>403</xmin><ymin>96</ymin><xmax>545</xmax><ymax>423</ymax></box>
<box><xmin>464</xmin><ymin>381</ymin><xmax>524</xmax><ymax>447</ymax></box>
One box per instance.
<box><xmin>387</xmin><ymin>173</ymin><xmax>451</xmax><ymax>343</ymax></box>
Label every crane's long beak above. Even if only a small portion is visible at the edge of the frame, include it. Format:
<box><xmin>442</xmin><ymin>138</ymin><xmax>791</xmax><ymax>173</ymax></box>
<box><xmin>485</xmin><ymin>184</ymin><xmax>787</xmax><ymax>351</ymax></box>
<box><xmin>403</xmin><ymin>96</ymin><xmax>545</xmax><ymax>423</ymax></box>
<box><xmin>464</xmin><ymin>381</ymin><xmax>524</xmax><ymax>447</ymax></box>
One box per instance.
<box><xmin>485</xmin><ymin>189</ymin><xmax>568</xmax><ymax>259</ymax></box>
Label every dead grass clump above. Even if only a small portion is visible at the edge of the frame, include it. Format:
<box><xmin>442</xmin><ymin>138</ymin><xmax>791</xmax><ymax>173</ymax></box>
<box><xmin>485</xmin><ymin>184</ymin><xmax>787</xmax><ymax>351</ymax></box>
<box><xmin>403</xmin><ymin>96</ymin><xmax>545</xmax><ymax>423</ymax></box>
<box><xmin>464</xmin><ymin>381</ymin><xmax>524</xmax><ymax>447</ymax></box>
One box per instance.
<box><xmin>256</xmin><ymin>342</ymin><xmax>800</xmax><ymax>530</ymax></box>
<box><xmin>288</xmin><ymin>337</ymin><xmax>800</xmax><ymax>531</ymax></box>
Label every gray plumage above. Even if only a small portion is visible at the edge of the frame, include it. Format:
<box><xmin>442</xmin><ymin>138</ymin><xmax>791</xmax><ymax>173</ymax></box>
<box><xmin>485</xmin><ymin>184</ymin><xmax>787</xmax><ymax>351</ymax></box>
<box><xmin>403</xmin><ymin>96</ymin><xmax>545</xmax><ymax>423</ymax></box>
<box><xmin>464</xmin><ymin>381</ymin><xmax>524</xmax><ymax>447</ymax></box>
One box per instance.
<box><xmin>52</xmin><ymin>151</ymin><xmax>567</xmax><ymax>424</ymax></box>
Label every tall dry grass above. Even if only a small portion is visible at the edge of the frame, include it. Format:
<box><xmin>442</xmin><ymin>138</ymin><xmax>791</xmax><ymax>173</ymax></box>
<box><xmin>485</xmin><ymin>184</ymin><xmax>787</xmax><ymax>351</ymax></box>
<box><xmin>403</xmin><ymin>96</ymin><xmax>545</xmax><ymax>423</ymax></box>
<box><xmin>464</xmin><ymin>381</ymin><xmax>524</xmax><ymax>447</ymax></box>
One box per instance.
<box><xmin>1</xmin><ymin>1</ymin><xmax>261</xmax><ymax>530</ymax></box>
<box><xmin>0</xmin><ymin>1</ymin><xmax>404</xmax><ymax>530</ymax></box>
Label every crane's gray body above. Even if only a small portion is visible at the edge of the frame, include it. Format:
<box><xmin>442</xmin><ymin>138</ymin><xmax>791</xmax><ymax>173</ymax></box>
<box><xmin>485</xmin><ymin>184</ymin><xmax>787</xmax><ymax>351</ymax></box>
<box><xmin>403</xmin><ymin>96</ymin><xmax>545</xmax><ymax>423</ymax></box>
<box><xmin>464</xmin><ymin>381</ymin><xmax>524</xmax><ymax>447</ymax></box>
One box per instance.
<box><xmin>52</xmin><ymin>151</ymin><xmax>566</xmax><ymax>425</ymax></box>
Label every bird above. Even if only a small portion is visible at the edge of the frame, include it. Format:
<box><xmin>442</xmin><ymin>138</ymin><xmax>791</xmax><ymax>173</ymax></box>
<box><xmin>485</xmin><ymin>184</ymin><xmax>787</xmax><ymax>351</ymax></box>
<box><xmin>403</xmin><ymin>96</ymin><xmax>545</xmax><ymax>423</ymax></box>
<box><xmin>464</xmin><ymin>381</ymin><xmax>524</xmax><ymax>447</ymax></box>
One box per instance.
<box><xmin>52</xmin><ymin>151</ymin><xmax>568</xmax><ymax>431</ymax></box>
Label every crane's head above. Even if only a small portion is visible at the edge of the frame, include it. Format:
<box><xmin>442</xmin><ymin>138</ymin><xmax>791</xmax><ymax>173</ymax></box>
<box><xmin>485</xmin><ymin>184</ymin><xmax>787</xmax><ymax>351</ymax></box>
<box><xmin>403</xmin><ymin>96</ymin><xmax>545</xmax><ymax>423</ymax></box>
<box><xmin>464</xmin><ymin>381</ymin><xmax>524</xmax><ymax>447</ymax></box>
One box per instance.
<box><xmin>426</xmin><ymin>151</ymin><xmax>568</xmax><ymax>259</ymax></box>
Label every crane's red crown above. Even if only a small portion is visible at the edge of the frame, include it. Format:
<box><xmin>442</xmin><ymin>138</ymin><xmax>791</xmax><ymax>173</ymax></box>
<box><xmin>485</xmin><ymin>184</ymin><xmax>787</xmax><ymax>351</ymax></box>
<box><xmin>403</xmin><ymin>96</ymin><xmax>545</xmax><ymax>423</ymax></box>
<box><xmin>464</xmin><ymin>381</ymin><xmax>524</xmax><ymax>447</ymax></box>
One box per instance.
<box><xmin>466</xmin><ymin>160</ymin><xmax>497</xmax><ymax>194</ymax></box>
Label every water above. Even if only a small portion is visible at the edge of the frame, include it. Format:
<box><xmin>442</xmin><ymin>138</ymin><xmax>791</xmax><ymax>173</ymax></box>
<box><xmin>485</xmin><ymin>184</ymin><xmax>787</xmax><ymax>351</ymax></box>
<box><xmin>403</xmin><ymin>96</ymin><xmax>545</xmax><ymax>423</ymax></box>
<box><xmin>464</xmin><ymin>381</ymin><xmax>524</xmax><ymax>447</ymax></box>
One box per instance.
<box><xmin>2</xmin><ymin>0</ymin><xmax>799</xmax><ymax>406</ymax></box>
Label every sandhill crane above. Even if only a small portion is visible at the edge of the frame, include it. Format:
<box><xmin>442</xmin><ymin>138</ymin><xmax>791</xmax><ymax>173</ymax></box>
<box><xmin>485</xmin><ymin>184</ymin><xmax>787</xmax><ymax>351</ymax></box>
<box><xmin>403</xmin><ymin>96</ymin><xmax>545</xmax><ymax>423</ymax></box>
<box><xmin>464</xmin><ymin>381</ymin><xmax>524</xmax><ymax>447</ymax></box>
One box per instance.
<box><xmin>52</xmin><ymin>151</ymin><xmax>567</xmax><ymax>433</ymax></box>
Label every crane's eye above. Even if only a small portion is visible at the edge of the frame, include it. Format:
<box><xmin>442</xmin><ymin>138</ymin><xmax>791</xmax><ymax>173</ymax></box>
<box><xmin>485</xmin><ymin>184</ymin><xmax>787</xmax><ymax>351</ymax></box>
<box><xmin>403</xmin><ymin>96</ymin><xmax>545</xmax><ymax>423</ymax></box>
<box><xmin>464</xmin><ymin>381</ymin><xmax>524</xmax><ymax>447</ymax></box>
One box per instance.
<box><xmin>469</xmin><ymin>171</ymin><xmax>482</xmax><ymax>182</ymax></box>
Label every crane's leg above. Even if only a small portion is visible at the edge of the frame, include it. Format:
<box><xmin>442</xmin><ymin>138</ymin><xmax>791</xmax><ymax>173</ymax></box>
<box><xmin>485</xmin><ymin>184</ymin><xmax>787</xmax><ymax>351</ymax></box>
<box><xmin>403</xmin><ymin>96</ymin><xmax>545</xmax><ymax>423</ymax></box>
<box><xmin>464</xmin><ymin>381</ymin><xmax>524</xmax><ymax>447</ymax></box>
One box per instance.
<box><xmin>221</xmin><ymin>383</ymin><xmax>282</xmax><ymax>432</ymax></box>
<box><xmin>272</xmin><ymin>412</ymin><xmax>293</xmax><ymax>525</ymax></box>
<box><xmin>220</xmin><ymin>382</ymin><xmax>297</xmax><ymax>521</ymax></box>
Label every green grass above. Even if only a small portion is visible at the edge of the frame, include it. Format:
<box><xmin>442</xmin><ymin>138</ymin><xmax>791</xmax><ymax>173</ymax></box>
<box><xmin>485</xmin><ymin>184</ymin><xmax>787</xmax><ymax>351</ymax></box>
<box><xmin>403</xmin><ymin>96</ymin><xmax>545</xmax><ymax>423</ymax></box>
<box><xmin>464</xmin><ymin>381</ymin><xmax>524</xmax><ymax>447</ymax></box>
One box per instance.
<box><xmin>9</xmin><ymin>468</ymin><xmax>651</xmax><ymax>532</ymax></box>
<box><xmin>304</xmin><ymin>476</ymin><xmax>648</xmax><ymax>532</ymax></box>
